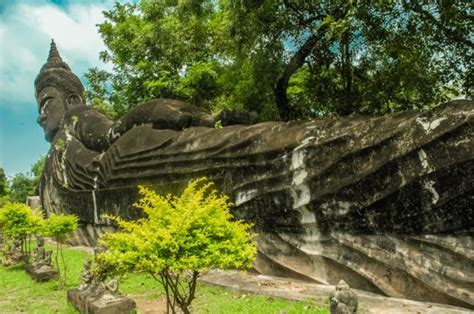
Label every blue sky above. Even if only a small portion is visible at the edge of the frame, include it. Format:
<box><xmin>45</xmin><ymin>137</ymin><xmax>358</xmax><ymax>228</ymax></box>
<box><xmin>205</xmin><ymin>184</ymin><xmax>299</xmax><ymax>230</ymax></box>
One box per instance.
<box><xmin>0</xmin><ymin>0</ymin><xmax>135</xmax><ymax>177</ymax></box>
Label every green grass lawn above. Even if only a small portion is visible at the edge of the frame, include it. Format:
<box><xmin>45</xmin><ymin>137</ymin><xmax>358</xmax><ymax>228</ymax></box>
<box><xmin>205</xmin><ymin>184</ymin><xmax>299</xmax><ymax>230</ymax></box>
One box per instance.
<box><xmin>0</xmin><ymin>243</ymin><xmax>329</xmax><ymax>313</ymax></box>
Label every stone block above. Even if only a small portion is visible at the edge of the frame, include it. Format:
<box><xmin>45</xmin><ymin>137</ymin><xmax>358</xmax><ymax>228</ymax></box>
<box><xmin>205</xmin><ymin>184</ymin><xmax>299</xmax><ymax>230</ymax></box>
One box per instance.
<box><xmin>67</xmin><ymin>289</ymin><xmax>136</xmax><ymax>314</ymax></box>
<box><xmin>25</xmin><ymin>263</ymin><xmax>59</xmax><ymax>282</ymax></box>
<box><xmin>26</xmin><ymin>196</ymin><xmax>41</xmax><ymax>209</ymax></box>
<box><xmin>88</xmin><ymin>297</ymin><xmax>136</xmax><ymax>314</ymax></box>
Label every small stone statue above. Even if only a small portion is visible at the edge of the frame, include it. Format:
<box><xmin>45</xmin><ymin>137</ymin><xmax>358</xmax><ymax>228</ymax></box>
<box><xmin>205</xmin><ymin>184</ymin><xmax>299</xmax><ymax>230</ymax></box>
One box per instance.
<box><xmin>78</xmin><ymin>259</ymin><xmax>94</xmax><ymax>290</ymax></box>
<box><xmin>329</xmin><ymin>279</ymin><xmax>358</xmax><ymax>314</ymax></box>
<box><xmin>97</xmin><ymin>278</ymin><xmax>120</xmax><ymax>302</ymax></box>
<box><xmin>2</xmin><ymin>240</ymin><xmax>28</xmax><ymax>266</ymax></box>
<box><xmin>33</xmin><ymin>237</ymin><xmax>46</xmax><ymax>265</ymax></box>
<box><xmin>32</xmin><ymin>237</ymin><xmax>54</xmax><ymax>269</ymax></box>
<box><xmin>69</xmin><ymin>261</ymin><xmax>135</xmax><ymax>313</ymax></box>
<box><xmin>25</xmin><ymin>237</ymin><xmax>58</xmax><ymax>281</ymax></box>
<box><xmin>43</xmin><ymin>251</ymin><xmax>53</xmax><ymax>267</ymax></box>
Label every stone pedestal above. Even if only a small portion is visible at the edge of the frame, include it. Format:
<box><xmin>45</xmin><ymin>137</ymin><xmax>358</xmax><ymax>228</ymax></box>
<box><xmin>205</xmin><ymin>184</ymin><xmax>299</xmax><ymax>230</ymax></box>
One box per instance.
<box><xmin>88</xmin><ymin>297</ymin><xmax>136</xmax><ymax>314</ymax></box>
<box><xmin>68</xmin><ymin>288</ymin><xmax>136</xmax><ymax>314</ymax></box>
<box><xmin>68</xmin><ymin>289</ymin><xmax>91</xmax><ymax>313</ymax></box>
<box><xmin>25</xmin><ymin>263</ymin><xmax>59</xmax><ymax>282</ymax></box>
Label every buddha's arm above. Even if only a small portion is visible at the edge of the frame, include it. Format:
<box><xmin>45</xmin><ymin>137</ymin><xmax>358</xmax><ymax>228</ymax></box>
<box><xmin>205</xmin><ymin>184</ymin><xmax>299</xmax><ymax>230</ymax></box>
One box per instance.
<box><xmin>65</xmin><ymin>107</ymin><xmax>114</xmax><ymax>152</ymax></box>
<box><xmin>107</xmin><ymin>99</ymin><xmax>259</xmax><ymax>144</ymax></box>
<box><xmin>108</xmin><ymin>99</ymin><xmax>214</xmax><ymax>143</ymax></box>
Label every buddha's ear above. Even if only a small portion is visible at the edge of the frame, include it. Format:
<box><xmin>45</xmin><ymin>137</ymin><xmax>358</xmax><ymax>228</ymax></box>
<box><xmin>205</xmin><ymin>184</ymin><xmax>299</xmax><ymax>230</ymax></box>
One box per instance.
<box><xmin>66</xmin><ymin>93</ymin><xmax>83</xmax><ymax>107</ymax></box>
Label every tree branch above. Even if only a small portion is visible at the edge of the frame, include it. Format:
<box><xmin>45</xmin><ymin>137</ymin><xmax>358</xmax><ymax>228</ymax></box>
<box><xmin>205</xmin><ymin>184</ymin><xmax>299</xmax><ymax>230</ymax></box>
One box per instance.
<box><xmin>408</xmin><ymin>1</ymin><xmax>474</xmax><ymax>49</ymax></box>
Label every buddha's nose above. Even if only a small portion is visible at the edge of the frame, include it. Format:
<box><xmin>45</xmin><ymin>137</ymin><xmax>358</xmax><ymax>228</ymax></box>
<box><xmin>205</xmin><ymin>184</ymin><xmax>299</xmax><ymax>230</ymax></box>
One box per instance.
<box><xmin>37</xmin><ymin>115</ymin><xmax>46</xmax><ymax>126</ymax></box>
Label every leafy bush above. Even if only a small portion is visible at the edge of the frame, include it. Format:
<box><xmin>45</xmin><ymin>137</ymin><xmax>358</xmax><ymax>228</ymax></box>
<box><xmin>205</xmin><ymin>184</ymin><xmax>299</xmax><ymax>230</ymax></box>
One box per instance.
<box><xmin>0</xmin><ymin>202</ymin><xmax>44</xmax><ymax>255</ymax></box>
<box><xmin>97</xmin><ymin>178</ymin><xmax>256</xmax><ymax>313</ymax></box>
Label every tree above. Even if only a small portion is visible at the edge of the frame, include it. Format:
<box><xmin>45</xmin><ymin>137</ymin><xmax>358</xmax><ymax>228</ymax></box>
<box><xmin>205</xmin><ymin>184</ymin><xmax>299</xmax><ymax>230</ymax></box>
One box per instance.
<box><xmin>9</xmin><ymin>173</ymin><xmax>35</xmax><ymax>203</ymax></box>
<box><xmin>0</xmin><ymin>167</ymin><xmax>10</xmax><ymax>207</ymax></box>
<box><xmin>31</xmin><ymin>155</ymin><xmax>46</xmax><ymax>193</ymax></box>
<box><xmin>7</xmin><ymin>156</ymin><xmax>46</xmax><ymax>203</ymax></box>
<box><xmin>0</xmin><ymin>167</ymin><xmax>8</xmax><ymax>196</ymax></box>
<box><xmin>44</xmin><ymin>214</ymin><xmax>78</xmax><ymax>286</ymax></box>
<box><xmin>0</xmin><ymin>202</ymin><xmax>44</xmax><ymax>255</ymax></box>
<box><xmin>96</xmin><ymin>178</ymin><xmax>256</xmax><ymax>314</ymax></box>
<box><xmin>86</xmin><ymin>1</ymin><xmax>472</xmax><ymax>121</ymax></box>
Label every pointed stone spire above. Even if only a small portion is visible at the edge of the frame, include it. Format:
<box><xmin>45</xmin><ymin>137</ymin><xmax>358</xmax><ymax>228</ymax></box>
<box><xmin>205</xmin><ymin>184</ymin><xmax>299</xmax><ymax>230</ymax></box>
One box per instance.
<box><xmin>35</xmin><ymin>39</ymin><xmax>85</xmax><ymax>96</ymax></box>
<box><xmin>48</xmin><ymin>39</ymin><xmax>61</xmax><ymax>63</ymax></box>
<box><xmin>40</xmin><ymin>39</ymin><xmax>71</xmax><ymax>72</ymax></box>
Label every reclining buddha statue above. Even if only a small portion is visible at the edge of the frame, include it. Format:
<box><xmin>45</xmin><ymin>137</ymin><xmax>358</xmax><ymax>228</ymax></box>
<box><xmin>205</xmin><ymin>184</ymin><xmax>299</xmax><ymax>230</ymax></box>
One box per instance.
<box><xmin>36</xmin><ymin>40</ymin><xmax>473</xmax><ymax>309</ymax></box>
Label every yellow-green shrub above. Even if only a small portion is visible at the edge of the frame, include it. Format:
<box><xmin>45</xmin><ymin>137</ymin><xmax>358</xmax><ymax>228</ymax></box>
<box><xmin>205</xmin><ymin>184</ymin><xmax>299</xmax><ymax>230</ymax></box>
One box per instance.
<box><xmin>97</xmin><ymin>178</ymin><xmax>256</xmax><ymax>313</ymax></box>
<box><xmin>0</xmin><ymin>202</ymin><xmax>43</xmax><ymax>239</ymax></box>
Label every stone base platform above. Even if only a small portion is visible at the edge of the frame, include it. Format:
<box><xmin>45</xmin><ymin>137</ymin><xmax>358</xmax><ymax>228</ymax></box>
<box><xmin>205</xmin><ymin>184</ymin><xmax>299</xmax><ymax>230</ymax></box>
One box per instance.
<box><xmin>67</xmin><ymin>288</ymin><xmax>136</xmax><ymax>314</ymax></box>
<box><xmin>25</xmin><ymin>264</ymin><xmax>59</xmax><ymax>282</ymax></box>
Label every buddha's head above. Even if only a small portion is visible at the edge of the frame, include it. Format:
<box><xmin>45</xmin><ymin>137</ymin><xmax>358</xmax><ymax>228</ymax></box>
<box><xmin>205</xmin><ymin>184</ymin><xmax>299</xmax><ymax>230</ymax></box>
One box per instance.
<box><xmin>35</xmin><ymin>40</ymin><xmax>85</xmax><ymax>142</ymax></box>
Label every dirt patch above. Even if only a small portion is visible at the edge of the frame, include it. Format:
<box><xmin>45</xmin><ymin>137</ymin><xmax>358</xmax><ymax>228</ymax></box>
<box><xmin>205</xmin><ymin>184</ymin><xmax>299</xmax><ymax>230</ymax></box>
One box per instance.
<box><xmin>135</xmin><ymin>297</ymin><xmax>168</xmax><ymax>314</ymax></box>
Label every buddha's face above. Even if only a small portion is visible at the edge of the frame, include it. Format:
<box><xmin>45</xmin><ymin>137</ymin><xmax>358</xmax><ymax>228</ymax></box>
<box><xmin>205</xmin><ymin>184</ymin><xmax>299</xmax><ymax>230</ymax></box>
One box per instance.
<box><xmin>36</xmin><ymin>86</ymin><xmax>66</xmax><ymax>142</ymax></box>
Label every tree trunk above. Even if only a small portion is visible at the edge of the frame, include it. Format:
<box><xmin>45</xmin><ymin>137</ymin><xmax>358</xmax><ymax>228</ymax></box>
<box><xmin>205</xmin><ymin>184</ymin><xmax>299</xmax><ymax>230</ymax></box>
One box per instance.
<box><xmin>339</xmin><ymin>27</ymin><xmax>353</xmax><ymax>116</ymax></box>
<box><xmin>275</xmin><ymin>33</ymin><xmax>322</xmax><ymax>121</ymax></box>
<box><xmin>275</xmin><ymin>4</ymin><xmax>352</xmax><ymax>121</ymax></box>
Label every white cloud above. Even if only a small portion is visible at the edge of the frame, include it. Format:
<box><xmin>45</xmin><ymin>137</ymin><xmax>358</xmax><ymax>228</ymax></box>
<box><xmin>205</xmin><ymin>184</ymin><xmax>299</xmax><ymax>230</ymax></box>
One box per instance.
<box><xmin>0</xmin><ymin>1</ymin><xmax>113</xmax><ymax>108</ymax></box>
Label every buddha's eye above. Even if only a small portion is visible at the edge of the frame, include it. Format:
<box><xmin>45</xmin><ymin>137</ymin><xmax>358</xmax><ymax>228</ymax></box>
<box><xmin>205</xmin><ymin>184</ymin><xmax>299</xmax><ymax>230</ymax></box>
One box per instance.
<box><xmin>40</xmin><ymin>97</ymin><xmax>52</xmax><ymax>113</ymax></box>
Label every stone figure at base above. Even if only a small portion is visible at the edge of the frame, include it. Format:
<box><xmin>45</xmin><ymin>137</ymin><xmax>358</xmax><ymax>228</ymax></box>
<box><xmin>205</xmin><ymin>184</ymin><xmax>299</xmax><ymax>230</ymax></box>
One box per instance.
<box><xmin>79</xmin><ymin>259</ymin><xmax>93</xmax><ymax>291</ymax></box>
<box><xmin>68</xmin><ymin>258</ymin><xmax>136</xmax><ymax>314</ymax></box>
<box><xmin>2</xmin><ymin>240</ymin><xmax>29</xmax><ymax>266</ymax></box>
<box><xmin>36</xmin><ymin>40</ymin><xmax>473</xmax><ymax>309</ymax></box>
<box><xmin>25</xmin><ymin>237</ymin><xmax>59</xmax><ymax>282</ymax></box>
<box><xmin>32</xmin><ymin>237</ymin><xmax>46</xmax><ymax>265</ymax></box>
<box><xmin>329</xmin><ymin>280</ymin><xmax>358</xmax><ymax>314</ymax></box>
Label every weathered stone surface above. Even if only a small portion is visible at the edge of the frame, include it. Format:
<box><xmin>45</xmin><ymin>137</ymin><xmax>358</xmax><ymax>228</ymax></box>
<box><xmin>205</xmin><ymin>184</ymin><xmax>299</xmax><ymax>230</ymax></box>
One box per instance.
<box><xmin>26</xmin><ymin>196</ymin><xmax>41</xmax><ymax>209</ymax></box>
<box><xmin>35</xmin><ymin>41</ymin><xmax>474</xmax><ymax>308</ymax></box>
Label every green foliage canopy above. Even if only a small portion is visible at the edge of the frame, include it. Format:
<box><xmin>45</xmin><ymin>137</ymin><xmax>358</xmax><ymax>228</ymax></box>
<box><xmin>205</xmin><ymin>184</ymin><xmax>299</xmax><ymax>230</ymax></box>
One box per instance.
<box><xmin>86</xmin><ymin>0</ymin><xmax>472</xmax><ymax>121</ymax></box>
<box><xmin>7</xmin><ymin>155</ymin><xmax>46</xmax><ymax>204</ymax></box>
<box><xmin>44</xmin><ymin>213</ymin><xmax>79</xmax><ymax>242</ymax></box>
<box><xmin>0</xmin><ymin>167</ymin><xmax>8</xmax><ymax>197</ymax></box>
<box><xmin>9</xmin><ymin>173</ymin><xmax>35</xmax><ymax>203</ymax></box>
<box><xmin>0</xmin><ymin>202</ymin><xmax>43</xmax><ymax>240</ymax></box>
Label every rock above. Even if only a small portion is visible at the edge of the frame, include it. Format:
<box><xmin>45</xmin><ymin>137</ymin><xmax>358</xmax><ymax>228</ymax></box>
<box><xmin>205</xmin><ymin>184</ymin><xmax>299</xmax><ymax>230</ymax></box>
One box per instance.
<box><xmin>26</xmin><ymin>196</ymin><xmax>41</xmax><ymax>209</ymax></box>
<box><xmin>34</xmin><ymin>41</ymin><xmax>474</xmax><ymax>309</ymax></box>
<box><xmin>25</xmin><ymin>263</ymin><xmax>59</xmax><ymax>282</ymax></box>
<box><xmin>67</xmin><ymin>287</ymin><xmax>136</xmax><ymax>314</ymax></box>
<box><xmin>329</xmin><ymin>280</ymin><xmax>358</xmax><ymax>314</ymax></box>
